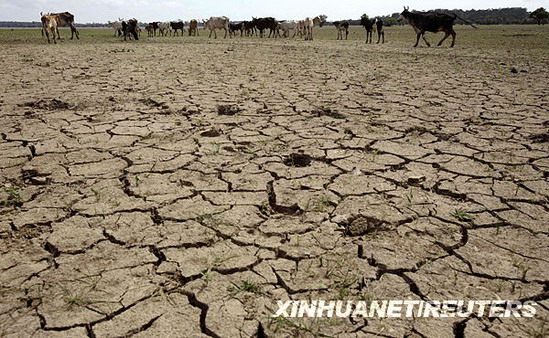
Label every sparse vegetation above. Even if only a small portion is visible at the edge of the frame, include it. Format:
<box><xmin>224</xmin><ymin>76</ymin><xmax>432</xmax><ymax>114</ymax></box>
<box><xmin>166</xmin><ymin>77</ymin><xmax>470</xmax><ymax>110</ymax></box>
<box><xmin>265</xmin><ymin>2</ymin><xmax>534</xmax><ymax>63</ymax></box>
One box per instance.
<box><xmin>451</xmin><ymin>209</ymin><xmax>474</xmax><ymax>222</ymax></box>
<box><xmin>228</xmin><ymin>280</ymin><xmax>262</xmax><ymax>295</ymax></box>
<box><xmin>2</xmin><ymin>185</ymin><xmax>22</xmax><ymax>207</ymax></box>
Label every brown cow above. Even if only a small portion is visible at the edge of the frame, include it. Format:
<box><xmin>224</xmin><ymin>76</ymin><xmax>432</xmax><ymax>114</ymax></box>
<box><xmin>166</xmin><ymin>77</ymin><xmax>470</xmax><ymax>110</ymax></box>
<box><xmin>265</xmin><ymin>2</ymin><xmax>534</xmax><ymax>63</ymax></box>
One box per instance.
<box><xmin>188</xmin><ymin>19</ymin><xmax>199</xmax><ymax>36</ymax></box>
<box><xmin>40</xmin><ymin>12</ymin><xmax>58</xmax><ymax>44</ymax></box>
<box><xmin>44</xmin><ymin>12</ymin><xmax>79</xmax><ymax>40</ymax></box>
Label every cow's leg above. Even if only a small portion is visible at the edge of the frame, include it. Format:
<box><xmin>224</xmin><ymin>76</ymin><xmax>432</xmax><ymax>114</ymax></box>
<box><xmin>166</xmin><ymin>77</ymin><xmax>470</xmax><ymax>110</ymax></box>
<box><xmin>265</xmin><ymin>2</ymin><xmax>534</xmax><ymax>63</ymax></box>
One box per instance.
<box><xmin>449</xmin><ymin>29</ymin><xmax>456</xmax><ymax>47</ymax></box>
<box><xmin>56</xmin><ymin>27</ymin><xmax>61</xmax><ymax>40</ymax></box>
<box><xmin>422</xmin><ymin>33</ymin><xmax>431</xmax><ymax>47</ymax></box>
<box><xmin>224</xmin><ymin>28</ymin><xmax>227</xmax><ymax>39</ymax></box>
<box><xmin>414</xmin><ymin>32</ymin><xmax>421</xmax><ymax>47</ymax></box>
<box><xmin>345</xmin><ymin>29</ymin><xmax>348</xmax><ymax>40</ymax></box>
<box><xmin>437</xmin><ymin>32</ymin><xmax>450</xmax><ymax>46</ymax></box>
<box><xmin>73</xmin><ymin>25</ymin><xmax>79</xmax><ymax>39</ymax></box>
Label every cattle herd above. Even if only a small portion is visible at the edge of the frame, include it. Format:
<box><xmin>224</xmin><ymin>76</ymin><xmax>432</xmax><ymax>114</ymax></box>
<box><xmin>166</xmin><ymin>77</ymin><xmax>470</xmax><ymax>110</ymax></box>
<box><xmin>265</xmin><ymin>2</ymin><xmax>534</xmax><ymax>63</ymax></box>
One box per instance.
<box><xmin>40</xmin><ymin>7</ymin><xmax>478</xmax><ymax>46</ymax></box>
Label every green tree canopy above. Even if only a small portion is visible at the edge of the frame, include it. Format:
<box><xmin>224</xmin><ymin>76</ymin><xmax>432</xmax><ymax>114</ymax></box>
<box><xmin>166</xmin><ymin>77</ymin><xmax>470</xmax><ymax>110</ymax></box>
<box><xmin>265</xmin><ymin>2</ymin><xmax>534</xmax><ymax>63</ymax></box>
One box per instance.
<box><xmin>530</xmin><ymin>7</ymin><xmax>549</xmax><ymax>25</ymax></box>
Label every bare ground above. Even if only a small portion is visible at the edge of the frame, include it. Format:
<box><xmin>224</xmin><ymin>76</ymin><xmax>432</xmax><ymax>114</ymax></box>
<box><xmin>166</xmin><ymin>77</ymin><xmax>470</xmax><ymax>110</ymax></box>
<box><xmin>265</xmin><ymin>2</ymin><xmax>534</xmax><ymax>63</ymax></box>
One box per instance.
<box><xmin>0</xmin><ymin>28</ymin><xmax>548</xmax><ymax>337</ymax></box>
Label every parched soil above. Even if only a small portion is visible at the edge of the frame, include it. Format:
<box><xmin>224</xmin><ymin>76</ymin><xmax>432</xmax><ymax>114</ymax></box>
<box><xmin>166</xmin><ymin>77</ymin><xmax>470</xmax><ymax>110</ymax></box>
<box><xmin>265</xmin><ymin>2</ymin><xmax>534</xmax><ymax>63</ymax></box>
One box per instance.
<box><xmin>0</xmin><ymin>28</ymin><xmax>548</xmax><ymax>337</ymax></box>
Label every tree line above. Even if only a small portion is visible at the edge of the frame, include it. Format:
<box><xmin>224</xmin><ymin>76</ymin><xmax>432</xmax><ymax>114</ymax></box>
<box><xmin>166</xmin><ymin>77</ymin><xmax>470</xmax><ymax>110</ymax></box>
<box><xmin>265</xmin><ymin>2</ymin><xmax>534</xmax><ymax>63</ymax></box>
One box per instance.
<box><xmin>353</xmin><ymin>7</ymin><xmax>547</xmax><ymax>26</ymax></box>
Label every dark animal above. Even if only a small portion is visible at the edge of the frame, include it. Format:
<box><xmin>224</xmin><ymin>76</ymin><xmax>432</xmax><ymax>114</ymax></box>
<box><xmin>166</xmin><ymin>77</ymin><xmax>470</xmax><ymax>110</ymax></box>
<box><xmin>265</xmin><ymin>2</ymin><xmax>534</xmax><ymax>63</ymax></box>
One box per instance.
<box><xmin>122</xmin><ymin>19</ymin><xmax>139</xmax><ymax>41</ymax></box>
<box><xmin>170</xmin><ymin>21</ymin><xmax>184</xmax><ymax>36</ymax></box>
<box><xmin>360</xmin><ymin>16</ymin><xmax>375</xmax><ymax>43</ymax></box>
<box><xmin>252</xmin><ymin>17</ymin><xmax>278</xmax><ymax>38</ymax></box>
<box><xmin>148</xmin><ymin>22</ymin><xmax>160</xmax><ymax>36</ymax></box>
<box><xmin>145</xmin><ymin>24</ymin><xmax>154</xmax><ymax>37</ymax></box>
<box><xmin>398</xmin><ymin>7</ymin><xmax>477</xmax><ymax>47</ymax></box>
<box><xmin>188</xmin><ymin>19</ymin><xmax>199</xmax><ymax>36</ymax></box>
<box><xmin>375</xmin><ymin>18</ymin><xmax>384</xmax><ymax>43</ymax></box>
<box><xmin>242</xmin><ymin>21</ymin><xmax>255</xmax><ymax>36</ymax></box>
<box><xmin>229</xmin><ymin>22</ymin><xmax>243</xmax><ymax>37</ymax></box>
<box><xmin>333</xmin><ymin>21</ymin><xmax>349</xmax><ymax>40</ymax></box>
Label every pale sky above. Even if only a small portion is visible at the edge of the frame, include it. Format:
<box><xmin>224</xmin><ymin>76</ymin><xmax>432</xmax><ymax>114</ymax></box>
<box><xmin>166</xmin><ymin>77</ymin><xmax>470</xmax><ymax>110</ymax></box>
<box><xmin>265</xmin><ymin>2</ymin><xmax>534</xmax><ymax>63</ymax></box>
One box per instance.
<box><xmin>0</xmin><ymin>0</ymin><xmax>546</xmax><ymax>23</ymax></box>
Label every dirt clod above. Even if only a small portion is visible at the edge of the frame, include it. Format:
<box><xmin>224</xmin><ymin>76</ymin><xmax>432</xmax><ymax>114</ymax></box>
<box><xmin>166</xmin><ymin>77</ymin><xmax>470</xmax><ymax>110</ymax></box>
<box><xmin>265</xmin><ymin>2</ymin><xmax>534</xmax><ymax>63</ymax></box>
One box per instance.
<box><xmin>21</xmin><ymin>98</ymin><xmax>72</xmax><ymax>110</ymax></box>
<box><xmin>283</xmin><ymin>153</ymin><xmax>313</xmax><ymax>167</ymax></box>
<box><xmin>217</xmin><ymin>104</ymin><xmax>241</xmax><ymax>115</ymax></box>
<box><xmin>345</xmin><ymin>215</ymin><xmax>387</xmax><ymax>236</ymax></box>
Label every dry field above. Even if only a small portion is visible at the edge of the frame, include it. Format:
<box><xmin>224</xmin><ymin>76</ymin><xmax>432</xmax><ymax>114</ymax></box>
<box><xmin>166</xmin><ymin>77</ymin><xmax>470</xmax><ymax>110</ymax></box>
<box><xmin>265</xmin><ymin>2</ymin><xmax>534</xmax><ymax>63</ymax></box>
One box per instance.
<box><xmin>0</xmin><ymin>25</ymin><xmax>548</xmax><ymax>337</ymax></box>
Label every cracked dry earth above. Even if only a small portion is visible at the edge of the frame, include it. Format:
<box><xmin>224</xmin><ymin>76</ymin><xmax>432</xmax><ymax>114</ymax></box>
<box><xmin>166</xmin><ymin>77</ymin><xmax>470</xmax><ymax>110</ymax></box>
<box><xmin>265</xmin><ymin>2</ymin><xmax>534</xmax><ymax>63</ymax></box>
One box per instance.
<box><xmin>0</xmin><ymin>35</ymin><xmax>548</xmax><ymax>337</ymax></box>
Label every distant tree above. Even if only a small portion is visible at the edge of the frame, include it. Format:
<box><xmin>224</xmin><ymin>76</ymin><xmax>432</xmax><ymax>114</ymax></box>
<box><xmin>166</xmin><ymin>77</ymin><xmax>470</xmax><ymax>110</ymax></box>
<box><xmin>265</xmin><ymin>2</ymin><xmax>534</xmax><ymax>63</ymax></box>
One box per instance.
<box><xmin>384</xmin><ymin>17</ymin><xmax>399</xmax><ymax>26</ymax></box>
<box><xmin>530</xmin><ymin>7</ymin><xmax>549</xmax><ymax>25</ymax></box>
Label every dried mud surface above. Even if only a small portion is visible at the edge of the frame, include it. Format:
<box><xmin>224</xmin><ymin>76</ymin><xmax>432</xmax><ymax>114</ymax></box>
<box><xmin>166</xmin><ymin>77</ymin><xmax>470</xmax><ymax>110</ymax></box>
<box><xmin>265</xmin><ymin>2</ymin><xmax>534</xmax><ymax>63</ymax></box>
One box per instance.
<box><xmin>0</xmin><ymin>35</ymin><xmax>548</xmax><ymax>337</ymax></box>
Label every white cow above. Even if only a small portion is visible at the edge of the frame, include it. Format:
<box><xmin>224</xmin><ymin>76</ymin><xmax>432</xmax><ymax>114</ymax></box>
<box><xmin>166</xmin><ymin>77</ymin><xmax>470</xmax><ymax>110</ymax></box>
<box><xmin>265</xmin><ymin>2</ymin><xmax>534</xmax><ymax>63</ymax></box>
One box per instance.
<box><xmin>203</xmin><ymin>16</ymin><xmax>229</xmax><ymax>39</ymax></box>
<box><xmin>296</xmin><ymin>20</ymin><xmax>306</xmax><ymax>38</ymax></box>
<box><xmin>303</xmin><ymin>15</ymin><xmax>327</xmax><ymax>40</ymax></box>
<box><xmin>110</xmin><ymin>18</ymin><xmax>123</xmax><ymax>36</ymax></box>
<box><xmin>278</xmin><ymin>20</ymin><xmax>298</xmax><ymax>38</ymax></box>
<box><xmin>158</xmin><ymin>21</ymin><xmax>171</xmax><ymax>36</ymax></box>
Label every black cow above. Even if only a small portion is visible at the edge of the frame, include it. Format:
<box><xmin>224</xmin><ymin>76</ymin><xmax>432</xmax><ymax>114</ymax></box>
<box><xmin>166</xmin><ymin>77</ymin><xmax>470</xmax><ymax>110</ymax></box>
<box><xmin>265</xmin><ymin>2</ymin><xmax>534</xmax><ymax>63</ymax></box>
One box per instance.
<box><xmin>148</xmin><ymin>22</ymin><xmax>160</xmax><ymax>36</ymax></box>
<box><xmin>170</xmin><ymin>21</ymin><xmax>184</xmax><ymax>36</ymax></box>
<box><xmin>252</xmin><ymin>17</ymin><xmax>278</xmax><ymax>38</ymax></box>
<box><xmin>242</xmin><ymin>21</ymin><xmax>255</xmax><ymax>36</ymax></box>
<box><xmin>122</xmin><ymin>19</ymin><xmax>139</xmax><ymax>41</ymax></box>
<box><xmin>333</xmin><ymin>21</ymin><xmax>349</xmax><ymax>40</ymax></box>
<box><xmin>229</xmin><ymin>22</ymin><xmax>243</xmax><ymax>37</ymax></box>
<box><xmin>360</xmin><ymin>16</ymin><xmax>375</xmax><ymax>43</ymax></box>
<box><xmin>375</xmin><ymin>18</ymin><xmax>384</xmax><ymax>43</ymax></box>
<box><xmin>398</xmin><ymin>7</ymin><xmax>477</xmax><ymax>47</ymax></box>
